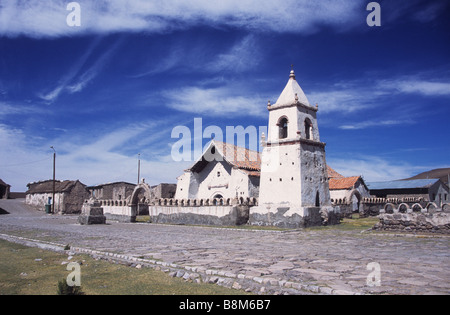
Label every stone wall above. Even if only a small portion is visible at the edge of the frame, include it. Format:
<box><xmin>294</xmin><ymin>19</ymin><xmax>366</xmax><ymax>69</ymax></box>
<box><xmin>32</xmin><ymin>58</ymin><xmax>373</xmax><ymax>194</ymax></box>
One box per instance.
<box><xmin>99</xmin><ymin>200</ymin><xmax>136</xmax><ymax>222</ymax></box>
<box><xmin>249</xmin><ymin>205</ymin><xmax>340</xmax><ymax>229</ymax></box>
<box><xmin>96</xmin><ymin>196</ymin><xmax>256</xmax><ymax>225</ymax></box>
<box><xmin>374</xmin><ymin>211</ymin><xmax>450</xmax><ymax>234</ymax></box>
<box><xmin>62</xmin><ymin>182</ymin><xmax>90</xmax><ymax>214</ymax></box>
<box><xmin>359</xmin><ymin>197</ymin><xmax>432</xmax><ymax>217</ymax></box>
<box><xmin>149</xmin><ymin>204</ymin><xmax>249</xmax><ymax>226</ymax></box>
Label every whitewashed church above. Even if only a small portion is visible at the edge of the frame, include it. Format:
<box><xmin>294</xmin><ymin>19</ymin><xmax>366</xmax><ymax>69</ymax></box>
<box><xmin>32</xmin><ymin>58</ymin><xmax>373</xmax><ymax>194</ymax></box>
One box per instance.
<box><xmin>173</xmin><ymin>69</ymin><xmax>339</xmax><ymax>227</ymax></box>
<box><xmin>175</xmin><ymin>140</ymin><xmax>261</xmax><ymax>202</ymax></box>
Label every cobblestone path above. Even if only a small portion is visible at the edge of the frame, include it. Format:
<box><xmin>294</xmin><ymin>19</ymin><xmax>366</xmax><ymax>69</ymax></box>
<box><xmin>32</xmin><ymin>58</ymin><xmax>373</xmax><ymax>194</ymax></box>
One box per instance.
<box><xmin>1</xmin><ymin>199</ymin><xmax>449</xmax><ymax>295</ymax></box>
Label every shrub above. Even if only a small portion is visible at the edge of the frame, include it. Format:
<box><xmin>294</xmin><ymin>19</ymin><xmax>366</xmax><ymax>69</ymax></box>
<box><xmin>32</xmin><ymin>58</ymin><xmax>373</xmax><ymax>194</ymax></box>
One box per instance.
<box><xmin>57</xmin><ymin>279</ymin><xmax>84</xmax><ymax>295</ymax></box>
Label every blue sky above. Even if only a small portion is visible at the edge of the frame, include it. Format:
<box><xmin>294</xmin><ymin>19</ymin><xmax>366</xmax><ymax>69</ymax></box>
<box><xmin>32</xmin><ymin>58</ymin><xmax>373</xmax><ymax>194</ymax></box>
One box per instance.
<box><xmin>0</xmin><ymin>0</ymin><xmax>449</xmax><ymax>191</ymax></box>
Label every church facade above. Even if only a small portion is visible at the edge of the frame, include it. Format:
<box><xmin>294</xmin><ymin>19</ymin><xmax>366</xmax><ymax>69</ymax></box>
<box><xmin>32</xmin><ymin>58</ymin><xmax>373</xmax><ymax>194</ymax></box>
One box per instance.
<box><xmin>175</xmin><ymin>140</ymin><xmax>260</xmax><ymax>202</ymax></box>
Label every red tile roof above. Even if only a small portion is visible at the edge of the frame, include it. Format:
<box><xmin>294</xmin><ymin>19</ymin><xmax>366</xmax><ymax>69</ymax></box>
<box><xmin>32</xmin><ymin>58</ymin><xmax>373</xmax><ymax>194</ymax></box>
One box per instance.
<box><xmin>188</xmin><ymin>140</ymin><xmax>261</xmax><ymax>176</ymax></box>
<box><xmin>327</xmin><ymin>166</ymin><xmax>344</xmax><ymax>179</ymax></box>
<box><xmin>329</xmin><ymin>176</ymin><xmax>361</xmax><ymax>190</ymax></box>
<box><xmin>213</xmin><ymin>141</ymin><xmax>261</xmax><ymax>171</ymax></box>
<box><xmin>189</xmin><ymin>141</ymin><xmax>348</xmax><ymax>181</ymax></box>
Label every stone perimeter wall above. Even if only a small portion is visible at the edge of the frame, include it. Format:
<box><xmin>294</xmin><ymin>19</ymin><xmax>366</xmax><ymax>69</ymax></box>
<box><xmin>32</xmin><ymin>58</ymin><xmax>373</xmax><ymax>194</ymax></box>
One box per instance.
<box><xmin>149</xmin><ymin>205</ymin><xmax>250</xmax><ymax>226</ymax></box>
<box><xmin>91</xmin><ymin>197</ymin><xmax>338</xmax><ymax>228</ymax></box>
<box><xmin>374</xmin><ymin>212</ymin><xmax>450</xmax><ymax>234</ymax></box>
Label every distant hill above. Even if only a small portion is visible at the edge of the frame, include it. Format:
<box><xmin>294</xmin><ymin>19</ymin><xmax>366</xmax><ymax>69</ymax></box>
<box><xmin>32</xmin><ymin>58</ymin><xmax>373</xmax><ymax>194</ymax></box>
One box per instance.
<box><xmin>402</xmin><ymin>168</ymin><xmax>450</xmax><ymax>184</ymax></box>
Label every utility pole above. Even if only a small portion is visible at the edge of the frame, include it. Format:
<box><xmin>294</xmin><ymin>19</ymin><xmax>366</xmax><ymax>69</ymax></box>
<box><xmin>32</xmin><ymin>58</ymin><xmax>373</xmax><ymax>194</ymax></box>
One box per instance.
<box><xmin>137</xmin><ymin>153</ymin><xmax>141</xmax><ymax>185</ymax></box>
<box><xmin>50</xmin><ymin>146</ymin><xmax>56</xmax><ymax>214</ymax></box>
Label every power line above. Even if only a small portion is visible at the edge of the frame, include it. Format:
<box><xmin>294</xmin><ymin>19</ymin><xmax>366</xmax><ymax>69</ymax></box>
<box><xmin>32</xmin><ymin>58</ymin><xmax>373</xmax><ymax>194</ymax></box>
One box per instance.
<box><xmin>0</xmin><ymin>157</ymin><xmax>51</xmax><ymax>168</ymax></box>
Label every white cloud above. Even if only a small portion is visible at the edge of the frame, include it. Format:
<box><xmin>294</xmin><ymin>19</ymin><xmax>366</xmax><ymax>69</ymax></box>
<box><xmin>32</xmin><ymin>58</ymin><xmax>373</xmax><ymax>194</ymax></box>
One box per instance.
<box><xmin>339</xmin><ymin>119</ymin><xmax>415</xmax><ymax>130</ymax></box>
<box><xmin>208</xmin><ymin>35</ymin><xmax>261</xmax><ymax>73</ymax></box>
<box><xmin>162</xmin><ymin>85</ymin><xmax>266</xmax><ymax>117</ymax></box>
<box><xmin>328</xmin><ymin>156</ymin><xmax>424</xmax><ymax>182</ymax></box>
<box><xmin>0</xmin><ymin>120</ymin><xmax>186</xmax><ymax>191</ymax></box>
<box><xmin>0</xmin><ymin>101</ymin><xmax>47</xmax><ymax>117</ymax></box>
<box><xmin>0</xmin><ymin>0</ymin><xmax>365</xmax><ymax>38</ymax></box>
<box><xmin>129</xmin><ymin>48</ymin><xmax>185</xmax><ymax>78</ymax></box>
<box><xmin>378</xmin><ymin>79</ymin><xmax>450</xmax><ymax>97</ymax></box>
<box><xmin>307</xmin><ymin>89</ymin><xmax>369</xmax><ymax>114</ymax></box>
<box><xmin>37</xmin><ymin>37</ymin><xmax>120</xmax><ymax>103</ymax></box>
<box><xmin>308</xmin><ymin>73</ymin><xmax>450</xmax><ymax>116</ymax></box>
<box><xmin>0</xmin><ymin>124</ymin><xmax>51</xmax><ymax>191</ymax></box>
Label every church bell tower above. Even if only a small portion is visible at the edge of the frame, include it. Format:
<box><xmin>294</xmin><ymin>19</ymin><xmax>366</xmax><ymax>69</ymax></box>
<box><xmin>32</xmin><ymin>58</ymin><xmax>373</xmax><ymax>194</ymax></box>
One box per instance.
<box><xmin>251</xmin><ymin>69</ymin><xmax>334</xmax><ymax>228</ymax></box>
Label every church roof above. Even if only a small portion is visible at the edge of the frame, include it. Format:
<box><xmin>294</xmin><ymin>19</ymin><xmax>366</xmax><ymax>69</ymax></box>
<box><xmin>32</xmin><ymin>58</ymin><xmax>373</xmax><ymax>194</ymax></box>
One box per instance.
<box><xmin>214</xmin><ymin>141</ymin><xmax>261</xmax><ymax>171</ymax></box>
<box><xmin>327</xmin><ymin>166</ymin><xmax>344</xmax><ymax>179</ymax></box>
<box><xmin>188</xmin><ymin>140</ymin><xmax>261</xmax><ymax>175</ymax></box>
<box><xmin>274</xmin><ymin>70</ymin><xmax>310</xmax><ymax>106</ymax></box>
<box><xmin>329</xmin><ymin>176</ymin><xmax>362</xmax><ymax>190</ymax></box>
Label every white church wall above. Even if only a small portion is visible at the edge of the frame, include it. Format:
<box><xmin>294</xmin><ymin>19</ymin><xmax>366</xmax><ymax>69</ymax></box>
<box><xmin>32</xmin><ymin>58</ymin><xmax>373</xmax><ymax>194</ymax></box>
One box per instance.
<box><xmin>196</xmin><ymin>160</ymin><xmax>233</xmax><ymax>199</ymax></box>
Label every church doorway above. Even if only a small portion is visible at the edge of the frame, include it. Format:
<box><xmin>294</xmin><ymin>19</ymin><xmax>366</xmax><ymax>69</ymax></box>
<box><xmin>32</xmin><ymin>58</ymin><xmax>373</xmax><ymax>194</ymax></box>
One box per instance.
<box><xmin>315</xmin><ymin>191</ymin><xmax>320</xmax><ymax>207</ymax></box>
<box><xmin>350</xmin><ymin>190</ymin><xmax>362</xmax><ymax>213</ymax></box>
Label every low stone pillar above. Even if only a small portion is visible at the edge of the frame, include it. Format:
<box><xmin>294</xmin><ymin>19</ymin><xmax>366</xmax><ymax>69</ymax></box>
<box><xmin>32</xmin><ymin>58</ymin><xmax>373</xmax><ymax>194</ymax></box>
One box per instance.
<box><xmin>78</xmin><ymin>200</ymin><xmax>106</xmax><ymax>225</ymax></box>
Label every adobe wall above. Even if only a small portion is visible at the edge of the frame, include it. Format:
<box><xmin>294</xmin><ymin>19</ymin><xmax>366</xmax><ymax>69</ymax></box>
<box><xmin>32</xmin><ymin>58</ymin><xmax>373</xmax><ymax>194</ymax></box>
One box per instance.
<box><xmin>26</xmin><ymin>192</ymin><xmax>64</xmax><ymax>213</ymax></box>
<box><xmin>62</xmin><ymin>182</ymin><xmax>90</xmax><ymax>214</ymax></box>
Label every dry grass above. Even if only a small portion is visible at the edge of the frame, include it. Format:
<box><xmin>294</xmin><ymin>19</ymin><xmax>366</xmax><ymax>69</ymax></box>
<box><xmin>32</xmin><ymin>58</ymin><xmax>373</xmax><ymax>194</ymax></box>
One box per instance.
<box><xmin>0</xmin><ymin>239</ymin><xmax>248</xmax><ymax>295</ymax></box>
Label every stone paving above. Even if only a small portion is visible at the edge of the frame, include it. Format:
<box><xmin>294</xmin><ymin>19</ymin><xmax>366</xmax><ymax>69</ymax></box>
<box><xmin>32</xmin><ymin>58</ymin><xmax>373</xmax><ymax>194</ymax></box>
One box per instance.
<box><xmin>1</xmin><ymin>199</ymin><xmax>449</xmax><ymax>295</ymax></box>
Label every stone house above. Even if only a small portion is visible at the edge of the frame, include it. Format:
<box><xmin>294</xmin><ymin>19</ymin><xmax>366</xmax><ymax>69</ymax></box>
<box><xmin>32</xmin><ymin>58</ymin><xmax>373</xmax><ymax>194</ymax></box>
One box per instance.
<box><xmin>87</xmin><ymin>181</ymin><xmax>136</xmax><ymax>201</ymax></box>
<box><xmin>327</xmin><ymin>167</ymin><xmax>370</xmax><ymax>217</ymax></box>
<box><xmin>0</xmin><ymin>179</ymin><xmax>10</xmax><ymax>199</ymax></box>
<box><xmin>26</xmin><ymin>180</ymin><xmax>90</xmax><ymax>214</ymax></box>
<box><xmin>151</xmin><ymin>183</ymin><xmax>177</xmax><ymax>200</ymax></box>
<box><xmin>367</xmin><ymin>179</ymin><xmax>449</xmax><ymax>207</ymax></box>
<box><xmin>175</xmin><ymin>140</ymin><xmax>260</xmax><ymax>202</ymax></box>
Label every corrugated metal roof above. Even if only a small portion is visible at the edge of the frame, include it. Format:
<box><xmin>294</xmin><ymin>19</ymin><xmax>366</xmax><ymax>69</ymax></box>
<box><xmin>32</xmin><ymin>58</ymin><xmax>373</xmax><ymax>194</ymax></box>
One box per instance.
<box><xmin>367</xmin><ymin>179</ymin><xmax>439</xmax><ymax>190</ymax></box>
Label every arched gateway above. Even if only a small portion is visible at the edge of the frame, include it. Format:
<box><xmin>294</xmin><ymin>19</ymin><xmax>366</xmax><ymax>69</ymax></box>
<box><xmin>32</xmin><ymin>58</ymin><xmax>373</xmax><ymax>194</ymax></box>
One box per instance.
<box><xmin>130</xmin><ymin>182</ymin><xmax>152</xmax><ymax>215</ymax></box>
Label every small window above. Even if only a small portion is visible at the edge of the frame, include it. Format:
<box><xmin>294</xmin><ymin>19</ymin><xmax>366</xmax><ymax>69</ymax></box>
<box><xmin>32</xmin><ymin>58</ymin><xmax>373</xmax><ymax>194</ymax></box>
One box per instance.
<box><xmin>217</xmin><ymin>172</ymin><xmax>221</xmax><ymax>177</ymax></box>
